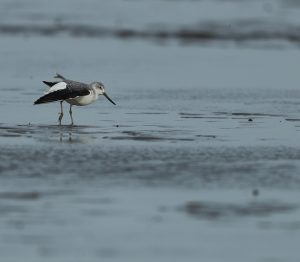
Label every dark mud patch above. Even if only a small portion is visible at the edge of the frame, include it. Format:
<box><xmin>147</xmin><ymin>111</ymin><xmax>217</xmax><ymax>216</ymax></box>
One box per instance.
<box><xmin>180</xmin><ymin>112</ymin><xmax>284</xmax><ymax>120</ymax></box>
<box><xmin>0</xmin><ymin>133</ymin><xmax>22</xmax><ymax>137</ymax></box>
<box><xmin>196</xmin><ymin>134</ymin><xmax>217</xmax><ymax>139</ymax></box>
<box><xmin>180</xmin><ymin>200</ymin><xmax>298</xmax><ymax>221</ymax></box>
<box><xmin>0</xmin><ymin>124</ymin><xmax>104</xmax><ymax>138</ymax></box>
<box><xmin>31</xmin><ymin>124</ymin><xmax>101</xmax><ymax>129</ymax></box>
<box><xmin>180</xmin><ymin>112</ymin><xmax>227</xmax><ymax>120</ymax></box>
<box><xmin>0</xmin><ymin>191</ymin><xmax>41</xmax><ymax>200</ymax></box>
<box><xmin>231</xmin><ymin>112</ymin><xmax>284</xmax><ymax>117</ymax></box>
<box><xmin>180</xmin><ymin>113</ymin><xmax>205</xmax><ymax>116</ymax></box>
<box><xmin>142</xmin><ymin>125</ymin><xmax>172</xmax><ymax>128</ymax></box>
<box><xmin>0</xmin><ymin>190</ymin><xmax>71</xmax><ymax>201</ymax></box>
<box><xmin>181</xmin><ymin>115</ymin><xmax>227</xmax><ymax>120</ymax></box>
<box><xmin>214</xmin><ymin>112</ymin><xmax>284</xmax><ymax>117</ymax></box>
<box><xmin>103</xmin><ymin>130</ymin><xmax>194</xmax><ymax>142</ymax></box>
<box><xmin>286</xmin><ymin>118</ymin><xmax>300</xmax><ymax>122</ymax></box>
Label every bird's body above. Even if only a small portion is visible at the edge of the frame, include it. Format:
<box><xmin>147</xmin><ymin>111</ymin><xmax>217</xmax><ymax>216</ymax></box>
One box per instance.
<box><xmin>47</xmin><ymin>81</ymin><xmax>98</xmax><ymax>106</ymax></box>
<box><xmin>34</xmin><ymin>74</ymin><xmax>116</xmax><ymax>125</ymax></box>
<box><xmin>66</xmin><ymin>87</ymin><xmax>98</xmax><ymax>106</ymax></box>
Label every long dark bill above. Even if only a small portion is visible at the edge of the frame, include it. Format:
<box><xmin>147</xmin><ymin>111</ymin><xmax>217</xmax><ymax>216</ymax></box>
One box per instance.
<box><xmin>103</xmin><ymin>93</ymin><xmax>116</xmax><ymax>105</ymax></box>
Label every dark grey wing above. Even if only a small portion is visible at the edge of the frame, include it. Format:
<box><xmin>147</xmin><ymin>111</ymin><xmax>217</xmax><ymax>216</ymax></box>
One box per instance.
<box><xmin>34</xmin><ymin>82</ymin><xmax>90</xmax><ymax>104</ymax></box>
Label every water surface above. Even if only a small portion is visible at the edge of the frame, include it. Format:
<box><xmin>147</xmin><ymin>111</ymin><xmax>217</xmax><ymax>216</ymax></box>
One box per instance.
<box><xmin>1</xmin><ymin>0</ymin><xmax>300</xmax><ymax>261</ymax></box>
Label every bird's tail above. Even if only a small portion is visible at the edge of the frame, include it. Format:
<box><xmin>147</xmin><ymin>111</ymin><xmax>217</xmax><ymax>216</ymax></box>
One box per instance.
<box><xmin>42</xmin><ymin>81</ymin><xmax>59</xmax><ymax>87</ymax></box>
<box><xmin>54</xmin><ymin>73</ymin><xmax>66</xmax><ymax>80</ymax></box>
<box><xmin>34</xmin><ymin>89</ymin><xmax>69</xmax><ymax>104</ymax></box>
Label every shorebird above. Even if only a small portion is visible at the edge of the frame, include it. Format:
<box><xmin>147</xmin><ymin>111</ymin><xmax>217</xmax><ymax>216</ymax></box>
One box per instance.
<box><xmin>34</xmin><ymin>73</ymin><xmax>116</xmax><ymax>125</ymax></box>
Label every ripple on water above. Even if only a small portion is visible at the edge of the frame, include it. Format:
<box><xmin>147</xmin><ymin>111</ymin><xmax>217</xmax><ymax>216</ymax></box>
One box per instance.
<box><xmin>0</xmin><ymin>145</ymin><xmax>300</xmax><ymax>189</ymax></box>
<box><xmin>180</xmin><ymin>200</ymin><xmax>298</xmax><ymax>220</ymax></box>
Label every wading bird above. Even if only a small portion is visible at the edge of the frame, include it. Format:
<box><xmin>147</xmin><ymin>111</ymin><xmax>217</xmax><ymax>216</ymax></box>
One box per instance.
<box><xmin>34</xmin><ymin>74</ymin><xmax>116</xmax><ymax>125</ymax></box>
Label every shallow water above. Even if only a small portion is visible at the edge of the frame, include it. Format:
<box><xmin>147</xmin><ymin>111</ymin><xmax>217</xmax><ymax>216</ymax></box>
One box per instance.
<box><xmin>1</xmin><ymin>0</ymin><xmax>300</xmax><ymax>261</ymax></box>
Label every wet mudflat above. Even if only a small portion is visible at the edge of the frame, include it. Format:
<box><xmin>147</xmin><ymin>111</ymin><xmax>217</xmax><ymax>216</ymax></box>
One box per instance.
<box><xmin>1</xmin><ymin>93</ymin><xmax>300</xmax><ymax>262</ymax></box>
<box><xmin>1</xmin><ymin>0</ymin><xmax>300</xmax><ymax>261</ymax></box>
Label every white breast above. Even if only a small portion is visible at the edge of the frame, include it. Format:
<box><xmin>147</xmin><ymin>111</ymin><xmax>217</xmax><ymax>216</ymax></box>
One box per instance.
<box><xmin>67</xmin><ymin>92</ymin><xmax>98</xmax><ymax>106</ymax></box>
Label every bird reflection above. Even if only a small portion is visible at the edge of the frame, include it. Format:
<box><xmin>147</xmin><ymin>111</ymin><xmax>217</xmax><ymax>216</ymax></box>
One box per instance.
<box><xmin>57</xmin><ymin>127</ymin><xmax>94</xmax><ymax>144</ymax></box>
<box><xmin>59</xmin><ymin>131</ymin><xmax>73</xmax><ymax>142</ymax></box>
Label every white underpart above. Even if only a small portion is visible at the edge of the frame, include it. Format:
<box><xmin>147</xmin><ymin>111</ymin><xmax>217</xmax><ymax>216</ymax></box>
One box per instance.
<box><xmin>67</xmin><ymin>88</ymin><xmax>98</xmax><ymax>106</ymax></box>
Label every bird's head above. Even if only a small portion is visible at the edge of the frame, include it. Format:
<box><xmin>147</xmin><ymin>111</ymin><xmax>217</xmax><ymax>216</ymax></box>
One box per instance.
<box><xmin>92</xmin><ymin>82</ymin><xmax>116</xmax><ymax>105</ymax></box>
